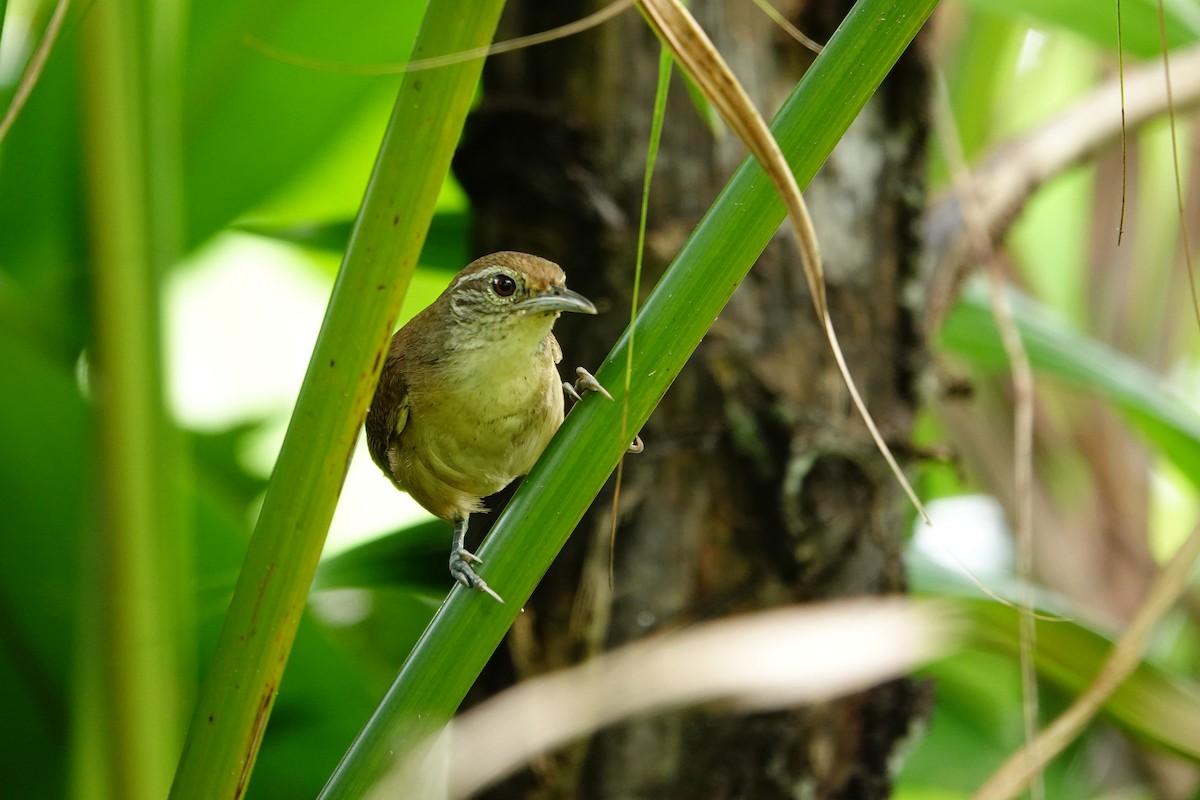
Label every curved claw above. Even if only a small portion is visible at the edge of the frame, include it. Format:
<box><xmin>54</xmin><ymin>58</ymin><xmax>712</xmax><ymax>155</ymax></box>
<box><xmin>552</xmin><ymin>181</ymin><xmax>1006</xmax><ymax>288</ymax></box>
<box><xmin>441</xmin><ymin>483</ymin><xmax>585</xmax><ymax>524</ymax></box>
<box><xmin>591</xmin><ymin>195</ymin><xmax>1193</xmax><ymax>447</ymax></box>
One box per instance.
<box><xmin>566</xmin><ymin>369</ymin><xmax>642</xmax><ymax>453</ymax></box>
<box><xmin>574</xmin><ymin>367</ymin><xmax>614</xmax><ymax>401</ymax></box>
<box><xmin>453</xmin><ymin>547</ymin><xmax>483</xmax><ymax>566</ymax></box>
<box><xmin>473</xmin><ymin>578</ymin><xmax>505</xmax><ymax>604</ymax></box>
<box><xmin>450</xmin><ymin>548</ymin><xmax>504</xmax><ymax>603</ymax></box>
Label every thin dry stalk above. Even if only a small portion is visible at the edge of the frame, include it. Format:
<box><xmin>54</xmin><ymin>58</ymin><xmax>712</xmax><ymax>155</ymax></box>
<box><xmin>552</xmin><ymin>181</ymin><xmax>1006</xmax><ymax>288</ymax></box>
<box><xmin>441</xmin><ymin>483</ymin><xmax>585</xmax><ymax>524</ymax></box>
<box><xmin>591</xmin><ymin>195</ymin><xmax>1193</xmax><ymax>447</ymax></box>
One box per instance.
<box><xmin>931</xmin><ymin>70</ymin><xmax>1043</xmax><ymax>800</ymax></box>
<box><xmin>972</xmin><ymin>522</ymin><xmax>1200</xmax><ymax>800</ymax></box>
<box><xmin>243</xmin><ymin>0</ymin><xmax>638</xmax><ymax>75</ymax></box>
<box><xmin>748</xmin><ymin>0</ymin><xmax>824</xmax><ymax>53</ymax></box>
<box><xmin>1154</xmin><ymin>0</ymin><xmax>1200</xmax><ymax>329</ymax></box>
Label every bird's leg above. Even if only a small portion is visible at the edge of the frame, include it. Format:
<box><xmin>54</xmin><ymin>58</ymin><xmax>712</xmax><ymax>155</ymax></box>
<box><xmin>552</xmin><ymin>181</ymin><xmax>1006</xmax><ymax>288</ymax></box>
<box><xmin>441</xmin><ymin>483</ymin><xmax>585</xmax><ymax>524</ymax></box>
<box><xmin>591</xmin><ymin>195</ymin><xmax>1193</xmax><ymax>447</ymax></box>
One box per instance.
<box><xmin>449</xmin><ymin>515</ymin><xmax>503</xmax><ymax>603</ymax></box>
<box><xmin>563</xmin><ymin>367</ymin><xmax>645</xmax><ymax>454</ymax></box>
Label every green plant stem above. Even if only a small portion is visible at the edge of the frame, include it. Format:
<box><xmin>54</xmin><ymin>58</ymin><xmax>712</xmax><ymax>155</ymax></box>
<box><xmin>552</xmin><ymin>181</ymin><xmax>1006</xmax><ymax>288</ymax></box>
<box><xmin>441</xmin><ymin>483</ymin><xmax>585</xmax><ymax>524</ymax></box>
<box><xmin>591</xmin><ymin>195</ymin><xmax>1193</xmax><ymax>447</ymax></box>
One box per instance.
<box><xmin>319</xmin><ymin>0</ymin><xmax>938</xmax><ymax>795</ymax></box>
<box><xmin>144</xmin><ymin>0</ymin><xmax>195</xmax><ymax>757</ymax></box>
<box><xmin>167</xmin><ymin>1</ymin><xmax>507</xmax><ymax>797</ymax></box>
<box><xmin>78</xmin><ymin>0</ymin><xmax>181</xmax><ymax>796</ymax></box>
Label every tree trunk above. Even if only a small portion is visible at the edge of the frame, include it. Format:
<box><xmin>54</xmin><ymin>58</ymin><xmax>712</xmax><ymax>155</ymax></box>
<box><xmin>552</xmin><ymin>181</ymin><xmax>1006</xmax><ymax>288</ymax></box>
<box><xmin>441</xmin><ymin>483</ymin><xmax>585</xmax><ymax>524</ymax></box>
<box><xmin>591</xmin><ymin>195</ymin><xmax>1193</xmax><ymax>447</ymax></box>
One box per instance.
<box><xmin>452</xmin><ymin>1</ymin><xmax>932</xmax><ymax>797</ymax></box>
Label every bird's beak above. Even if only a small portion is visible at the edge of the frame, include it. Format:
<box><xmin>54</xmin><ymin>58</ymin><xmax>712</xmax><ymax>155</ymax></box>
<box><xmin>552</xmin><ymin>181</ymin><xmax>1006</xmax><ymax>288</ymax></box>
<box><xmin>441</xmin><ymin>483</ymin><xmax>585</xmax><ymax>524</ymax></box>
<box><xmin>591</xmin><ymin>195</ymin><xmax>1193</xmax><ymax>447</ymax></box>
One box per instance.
<box><xmin>515</xmin><ymin>286</ymin><xmax>597</xmax><ymax>315</ymax></box>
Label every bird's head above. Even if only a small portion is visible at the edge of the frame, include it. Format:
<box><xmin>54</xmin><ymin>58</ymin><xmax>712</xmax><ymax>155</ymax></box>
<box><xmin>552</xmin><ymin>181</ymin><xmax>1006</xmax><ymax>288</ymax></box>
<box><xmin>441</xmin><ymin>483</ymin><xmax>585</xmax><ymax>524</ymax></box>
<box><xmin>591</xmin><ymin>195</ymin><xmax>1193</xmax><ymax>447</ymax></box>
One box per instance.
<box><xmin>445</xmin><ymin>252</ymin><xmax>596</xmax><ymax>334</ymax></box>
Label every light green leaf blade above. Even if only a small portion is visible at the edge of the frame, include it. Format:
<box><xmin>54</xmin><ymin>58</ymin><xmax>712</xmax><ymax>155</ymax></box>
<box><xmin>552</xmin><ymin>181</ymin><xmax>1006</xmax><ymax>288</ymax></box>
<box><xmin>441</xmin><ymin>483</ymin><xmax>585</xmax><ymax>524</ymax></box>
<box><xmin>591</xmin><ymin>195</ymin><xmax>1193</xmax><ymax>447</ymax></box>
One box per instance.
<box><xmin>939</xmin><ymin>280</ymin><xmax>1200</xmax><ymax>488</ymax></box>
<box><xmin>957</xmin><ymin>0</ymin><xmax>1200</xmax><ymax>57</ymax></box>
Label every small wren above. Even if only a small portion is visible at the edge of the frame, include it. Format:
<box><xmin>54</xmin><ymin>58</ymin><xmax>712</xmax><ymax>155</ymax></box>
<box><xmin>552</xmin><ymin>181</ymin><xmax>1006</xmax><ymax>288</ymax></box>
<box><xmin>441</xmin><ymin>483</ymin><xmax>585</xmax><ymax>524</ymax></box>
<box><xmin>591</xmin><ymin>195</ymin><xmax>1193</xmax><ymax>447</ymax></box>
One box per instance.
<box><xmin>366</xmin><ymin>251</ymin><xmax>607</xmax><ymax>601</ymax></box>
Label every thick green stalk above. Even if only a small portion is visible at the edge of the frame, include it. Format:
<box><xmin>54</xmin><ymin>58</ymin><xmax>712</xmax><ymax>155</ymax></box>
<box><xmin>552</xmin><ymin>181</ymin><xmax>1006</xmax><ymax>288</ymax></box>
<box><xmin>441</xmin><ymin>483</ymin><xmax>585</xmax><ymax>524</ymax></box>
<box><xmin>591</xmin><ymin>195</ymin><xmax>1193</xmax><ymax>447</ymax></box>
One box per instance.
<box><xmin>77</xmin><ymin>0</ymin><xmax>183</xmax><ymax>796</ymax></box>
<box><xmin>168</xmin><ymin>1</ymin><xmax>507</xmax><ymax>797</ymax></box>
<box><xmin>143</xmin><ymin>0</ymin><xmax>194</xmax><ymax>760</ymax></box>
<box><xmin>320</xmin><ymin>0</ymin><xmax>939</xmax><ymax>795</ymax></box>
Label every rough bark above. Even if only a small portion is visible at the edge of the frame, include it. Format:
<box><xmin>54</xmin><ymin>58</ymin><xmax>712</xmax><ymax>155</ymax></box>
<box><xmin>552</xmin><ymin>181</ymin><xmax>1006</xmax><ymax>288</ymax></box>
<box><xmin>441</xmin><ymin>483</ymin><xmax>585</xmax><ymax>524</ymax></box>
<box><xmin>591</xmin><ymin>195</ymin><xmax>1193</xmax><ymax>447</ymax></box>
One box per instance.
<box><xmin>452</xmin><ymin>1</ymin><xmax>933</xmax><ymax>797</ymax></box>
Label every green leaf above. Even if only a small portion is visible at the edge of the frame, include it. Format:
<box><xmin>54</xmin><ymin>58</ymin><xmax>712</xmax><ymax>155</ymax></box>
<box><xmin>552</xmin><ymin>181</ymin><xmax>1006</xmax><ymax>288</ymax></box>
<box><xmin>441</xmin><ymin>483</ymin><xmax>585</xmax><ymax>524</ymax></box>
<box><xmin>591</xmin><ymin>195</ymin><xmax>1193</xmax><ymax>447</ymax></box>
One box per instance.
<box><xmin>939</xmin><ymin>279</ymin><xmax>1200</xmax><ymax>488</ymax></box>
<box><xmin>0</xmin><ymin>329</ymin><xmax>88</xmax><ymax>799</ymax></box>
<box><xmin>188</xmin><ymin>467</ymin><xmax>384</xmax><ymax>800</ymax></box>
<box><xmin>190</xmin><ymin>422</ymin><xmax>270</xmax><ymax>508</ymax></box>
<box><xmin>966</xmin><ymin>597</ymin><xmax>1200</xmax><ymax>760</ymax></box>
<box><xmin>956</xmin><ymin>0</ymin><xmax>1200</xmax><ymax>57</ymax></box>
<box><xmin>0</xmin><ymin>11</ymin><xmax>89</xmax><ymax>356</ymax></box>
<box><xmin>931</xmin><ymin>7</ymin><xmax>1023</xmax><ymax>184</ymax></box>
<box><xmin>0</xmin><ymin>320</ymin><xmax>386</xmax><ymax>800</ymax></box>
<box><xmin>912</xmin><ymin>555</ymin><xmax>1200</xmax><ymax>761</ymax></box>
<box><xmin>314</xmin><ymin>520</ymin><xmax>449</xmax><ymax>595</ymax></box>
<box><xmin>235</xmin><ymin>207</ymin><xmax>471</xmax><ymax>271</ymax></box>
<box><xmin>182</xmin><ymin>0</ymin><xmax>427</xmax><ymax>246</ymax></box>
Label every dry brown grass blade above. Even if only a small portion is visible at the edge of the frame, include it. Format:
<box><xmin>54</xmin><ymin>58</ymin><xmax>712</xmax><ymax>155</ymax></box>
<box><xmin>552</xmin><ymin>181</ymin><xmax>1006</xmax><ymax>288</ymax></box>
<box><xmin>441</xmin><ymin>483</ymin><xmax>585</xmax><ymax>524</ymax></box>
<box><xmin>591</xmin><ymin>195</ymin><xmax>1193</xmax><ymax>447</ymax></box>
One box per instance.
<box><xmin>972</xmin><ymin>521</ymin><xmax>1200</xmax><ymax>800</ymax></box>
<box><xmin>637</xmin><ymin>0</ymin><xmax>929</xmax><ymax>522</ymax></box>
<box><xmin>441</xmin><ymin>599</ymin><xmax>956</xmax><ymax>799</ymax></box>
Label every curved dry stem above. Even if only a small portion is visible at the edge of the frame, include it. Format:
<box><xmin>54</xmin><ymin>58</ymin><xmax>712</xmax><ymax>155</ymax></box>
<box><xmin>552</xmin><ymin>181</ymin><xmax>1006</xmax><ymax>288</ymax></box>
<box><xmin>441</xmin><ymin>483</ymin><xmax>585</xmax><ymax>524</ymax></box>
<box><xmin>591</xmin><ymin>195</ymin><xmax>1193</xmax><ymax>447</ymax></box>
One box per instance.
<box><xmin>923</xmin><ymin>44</ymin><xmax>1200</xmax><ymax>339</ymax></box>
<box><xmin>0</xmin><ymin>0</ymin><xmax>71</xmax><ymax>146</ymax></box>
<box><xmin>638</xmin><ymin>0</ymin><xmax>929</xmax><ymax>523</ymax></box>
<box><xmin>748</xmin><ymin>0</ymin><xmax>824</xmax><ymax>54</ymax></box>
<box><xmin>242</xmin><ymin>0</ymin><xmax>637</xmax><ymax>76</ymax></box>
<box><xmin>972</xmin><ymin>522</ymin><xmax>1200</xmax><ymax>800</ymax></box>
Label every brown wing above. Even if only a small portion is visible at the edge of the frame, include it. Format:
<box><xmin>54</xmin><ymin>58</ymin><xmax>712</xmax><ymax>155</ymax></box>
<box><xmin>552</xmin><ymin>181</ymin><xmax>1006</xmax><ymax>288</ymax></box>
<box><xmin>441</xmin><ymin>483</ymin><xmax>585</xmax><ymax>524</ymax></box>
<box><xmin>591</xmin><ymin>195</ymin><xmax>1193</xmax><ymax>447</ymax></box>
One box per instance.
<box><xmin>365</xmin><ymin>346</ymin><xmax>410</xmax><ymax>478</ymax></box>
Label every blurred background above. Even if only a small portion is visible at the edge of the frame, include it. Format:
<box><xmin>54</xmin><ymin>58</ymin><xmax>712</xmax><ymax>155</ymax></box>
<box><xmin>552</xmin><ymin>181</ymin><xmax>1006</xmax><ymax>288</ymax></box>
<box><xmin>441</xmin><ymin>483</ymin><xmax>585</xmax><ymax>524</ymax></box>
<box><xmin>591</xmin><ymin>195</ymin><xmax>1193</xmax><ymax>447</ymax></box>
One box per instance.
<box><xmin>1</xmin><ymin>0</ymin><xmax>1198</xmax><ymax>797</ymax></box>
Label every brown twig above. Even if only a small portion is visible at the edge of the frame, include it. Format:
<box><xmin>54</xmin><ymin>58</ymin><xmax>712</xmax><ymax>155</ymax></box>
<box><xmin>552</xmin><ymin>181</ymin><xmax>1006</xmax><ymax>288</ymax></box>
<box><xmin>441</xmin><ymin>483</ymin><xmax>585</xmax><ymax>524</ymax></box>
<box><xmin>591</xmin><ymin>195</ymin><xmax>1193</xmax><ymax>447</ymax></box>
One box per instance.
<box><xmin>923</xmin><ymin>44</ymin><xmax>1200</xmax><ymax>339</ymax></box>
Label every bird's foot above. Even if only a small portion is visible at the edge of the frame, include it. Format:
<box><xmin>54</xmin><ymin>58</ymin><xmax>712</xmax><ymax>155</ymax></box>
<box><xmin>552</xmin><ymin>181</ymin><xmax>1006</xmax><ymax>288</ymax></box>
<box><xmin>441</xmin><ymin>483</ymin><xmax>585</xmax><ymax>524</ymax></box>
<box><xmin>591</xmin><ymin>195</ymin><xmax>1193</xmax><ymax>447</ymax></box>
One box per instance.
<box><xmin>563</xmin><ymin>366</ymin><xmax>613</xmax><ymax>403</ymax></box>
<box><xmin>450</xmin><ymin>548</ymin><xmax>504</xmax><ymax>603</ymax></box>
<box><xmin>563</xmin><ymin>368</ymin><xmax>645</xmax><ymax>454</ymax></box>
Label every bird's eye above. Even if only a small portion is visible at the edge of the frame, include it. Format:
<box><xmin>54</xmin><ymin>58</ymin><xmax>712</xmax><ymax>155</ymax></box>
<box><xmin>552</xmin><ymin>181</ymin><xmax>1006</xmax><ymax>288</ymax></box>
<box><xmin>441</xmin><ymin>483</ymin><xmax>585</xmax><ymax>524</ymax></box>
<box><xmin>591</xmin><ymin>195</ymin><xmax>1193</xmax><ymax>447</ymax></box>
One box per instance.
<box><xmin>491</xmin><ymin>274</ymin><xmax>518</xmax><ymax>297</ymax></box>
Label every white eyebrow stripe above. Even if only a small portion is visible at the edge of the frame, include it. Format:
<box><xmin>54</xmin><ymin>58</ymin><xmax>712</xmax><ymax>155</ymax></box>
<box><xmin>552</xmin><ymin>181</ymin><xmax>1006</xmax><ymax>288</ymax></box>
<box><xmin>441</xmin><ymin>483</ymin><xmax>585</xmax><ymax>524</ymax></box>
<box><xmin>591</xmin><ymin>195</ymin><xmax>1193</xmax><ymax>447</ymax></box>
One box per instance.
<box><xmin>451</xmin><ymin>264</ymin><xmax>510</xmax><ymax>291</ymax></box>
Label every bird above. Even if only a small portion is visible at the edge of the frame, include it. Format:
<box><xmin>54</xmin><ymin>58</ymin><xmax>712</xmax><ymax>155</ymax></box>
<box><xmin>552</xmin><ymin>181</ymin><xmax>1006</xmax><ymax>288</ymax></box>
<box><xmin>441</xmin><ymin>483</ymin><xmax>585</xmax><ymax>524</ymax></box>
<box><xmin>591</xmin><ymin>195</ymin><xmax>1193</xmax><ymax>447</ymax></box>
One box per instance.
<box><xmin>365</xmin><ymin>251</ymin><xmax>608</xmax><ymax>602</ymax></box>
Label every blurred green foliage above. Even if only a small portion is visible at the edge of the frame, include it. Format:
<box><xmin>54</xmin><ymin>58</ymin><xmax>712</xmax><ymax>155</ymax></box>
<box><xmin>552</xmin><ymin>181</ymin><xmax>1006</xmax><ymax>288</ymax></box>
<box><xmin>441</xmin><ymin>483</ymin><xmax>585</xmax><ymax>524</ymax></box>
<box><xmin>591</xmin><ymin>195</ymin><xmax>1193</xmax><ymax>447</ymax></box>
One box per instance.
<box><xmin>905</xmin><ymin>1</ymin><xmax>1200</xmax><ymax>797</ymax></box>
<box><xmin>1</xmin><ymin>0</ymin><xmax>1198</xmax><ymax>796</ymax></box>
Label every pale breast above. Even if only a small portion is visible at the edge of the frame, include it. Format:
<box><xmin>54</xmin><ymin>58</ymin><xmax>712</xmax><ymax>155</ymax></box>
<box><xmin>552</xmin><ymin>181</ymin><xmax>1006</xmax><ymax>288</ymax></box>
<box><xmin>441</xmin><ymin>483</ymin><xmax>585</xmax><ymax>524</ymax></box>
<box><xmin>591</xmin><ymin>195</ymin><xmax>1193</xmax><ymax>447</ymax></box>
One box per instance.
<box><xmin>390</xmin><ymin>350</ymin><xmax>565</xmax><ymax>519</ymax></box>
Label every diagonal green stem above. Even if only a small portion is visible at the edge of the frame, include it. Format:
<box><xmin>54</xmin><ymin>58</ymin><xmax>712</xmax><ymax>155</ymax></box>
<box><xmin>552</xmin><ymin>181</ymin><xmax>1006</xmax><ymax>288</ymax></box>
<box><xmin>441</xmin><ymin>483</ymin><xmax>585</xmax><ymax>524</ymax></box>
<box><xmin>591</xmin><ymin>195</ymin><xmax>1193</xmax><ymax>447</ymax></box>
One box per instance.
<box><xmin>319</xmin><ymin>0</ymin><xmax>939</xmax><ymax>795</ymax></box>
<box><xmin>168</xmin><ymin>1</ymin><xmax>508</xmax><ymax>797</ymax></box>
